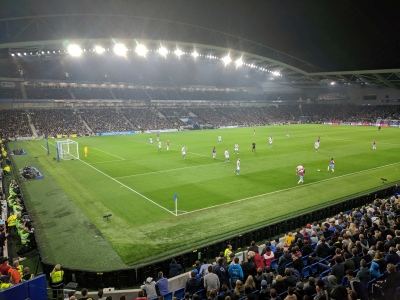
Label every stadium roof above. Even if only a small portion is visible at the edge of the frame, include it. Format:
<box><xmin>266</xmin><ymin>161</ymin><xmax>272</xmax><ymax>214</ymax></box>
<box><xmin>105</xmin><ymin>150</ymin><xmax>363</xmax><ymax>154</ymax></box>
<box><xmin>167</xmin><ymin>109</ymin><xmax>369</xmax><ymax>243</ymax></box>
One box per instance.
<box><xmin>1</xmin><ymin>2</ymin><xmax>400</xmax><ymax>89</ymax></box>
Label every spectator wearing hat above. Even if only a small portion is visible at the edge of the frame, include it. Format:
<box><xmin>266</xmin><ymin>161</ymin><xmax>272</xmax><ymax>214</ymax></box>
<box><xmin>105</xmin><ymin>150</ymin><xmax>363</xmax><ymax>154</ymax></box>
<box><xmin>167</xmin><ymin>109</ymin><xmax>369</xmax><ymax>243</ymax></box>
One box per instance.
<box><xmin>258</xmin><ymin>280</ymin><xmax>270</xmax><ymax>300</ymax></box>
<box><xmin>156</xmin><ymin>272</ymin><xmax>170</xmax><ymax>296</ymax></box>
<box><xmin>141</xmin><ymin>277</ymin><xmax>158</xmax><ymax>299</ymax></box>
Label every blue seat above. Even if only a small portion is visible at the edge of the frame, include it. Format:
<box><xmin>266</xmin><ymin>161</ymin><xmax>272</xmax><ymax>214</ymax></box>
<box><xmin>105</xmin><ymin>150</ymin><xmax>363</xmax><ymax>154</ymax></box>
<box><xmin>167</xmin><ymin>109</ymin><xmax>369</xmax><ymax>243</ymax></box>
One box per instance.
<box><xmin>164</xmin><ymin>292</ymin><xmax>173</xmax><ymax>300</ymax></box>
<box><xmin>279</xmin><ymin>291</ymin><xmax>287</xmax><ymax>299</ymax></box>
<box><xmin>252</xmin><ymin>290</ymin><xmax>259</xmax><ymax>295</ymax></box>
<box><xmin>285</xmin><ymin>262</ymin><xmax>293</xmax><ymax>269</ymax></box>
<box><xmin>310</xmin><ymin>262</ymin><xmax>319</xmax><ymax>275</ymax></box>
<box><xmin>270</xmin><ymin>258</ymin><xmax>278</xmax><ymax>271</ymax></box>
<box><xmin>319</xmin><ymin>269</ymin><xmax>331</xmax><ymax>279</ymax></box>
<box><xmin>341</xmin><ymin>275</ymin><xmax>348</xmax><ymax>287</ymax></box>
<box><xmin>193</xmin><ymin>289</ymin><xmax>206</xmax><ymax>299</ymax></box>
<box><xmin>302</xmin><ymin>254</ymin><xmax>310</xmax><ymax>266</ymax></box>
<box><xmin>173</xmin><ymin>288</ymin><xmax>185</xmax><ymax>299</ymax></box>
<box><xmin>311</xmin><ymin>242</ymin><xmax>317</xmax><ymax>249</ymax></box>
<box><xmin>151</xmin><ymin>297</ymin><xmax>158</xmax><ymax>300</ymax></box>
<box><xmin>301</xmin><ymin>266</ymin><xmax>310</xmax><ymax>279</ymax></box>
<box><xmin>366</xmin><ymin>278</ymin><xmax>377</xmax><ymax>293</ymax></box>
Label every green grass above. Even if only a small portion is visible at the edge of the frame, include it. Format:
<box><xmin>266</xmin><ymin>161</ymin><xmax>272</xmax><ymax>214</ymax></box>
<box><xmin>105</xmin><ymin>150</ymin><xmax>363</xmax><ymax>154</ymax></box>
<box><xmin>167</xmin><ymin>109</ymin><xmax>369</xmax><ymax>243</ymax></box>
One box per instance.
<box><xmin>10</xmin><ymin>125</ymin><xmax>400</xmax><ymax>270</ymax></box>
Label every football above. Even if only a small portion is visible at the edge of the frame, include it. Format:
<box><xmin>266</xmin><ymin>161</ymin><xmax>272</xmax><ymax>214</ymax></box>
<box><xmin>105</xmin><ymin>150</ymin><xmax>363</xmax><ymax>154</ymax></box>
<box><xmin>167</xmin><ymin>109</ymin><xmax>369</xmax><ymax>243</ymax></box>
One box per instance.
<box><xmin>318</xmin><ymin>169</ymin><xmax>320</xmax><ymax>172</ymax></box>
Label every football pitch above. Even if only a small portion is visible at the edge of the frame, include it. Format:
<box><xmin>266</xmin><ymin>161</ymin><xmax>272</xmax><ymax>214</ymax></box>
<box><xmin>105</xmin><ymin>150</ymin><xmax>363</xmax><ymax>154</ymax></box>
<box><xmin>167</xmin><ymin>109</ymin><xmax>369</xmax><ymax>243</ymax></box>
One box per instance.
<box><xmin>11</xmin><ymin>125</ymin><xmax>400</xmax><ymax>270</ymax></box>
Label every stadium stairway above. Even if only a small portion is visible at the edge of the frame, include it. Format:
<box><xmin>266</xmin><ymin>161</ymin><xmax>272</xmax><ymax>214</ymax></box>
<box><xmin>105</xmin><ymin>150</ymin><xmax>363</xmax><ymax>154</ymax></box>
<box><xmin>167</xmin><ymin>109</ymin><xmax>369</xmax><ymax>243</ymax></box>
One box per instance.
<box><xmin>78</xmin><ymin>114</ymin><xmax>93</xmax><ymax>133</ymax></box>
<box><xmin>26</xmin><ymin>114</ymin><xmax>38</xmax><ymax>139</ymax></box>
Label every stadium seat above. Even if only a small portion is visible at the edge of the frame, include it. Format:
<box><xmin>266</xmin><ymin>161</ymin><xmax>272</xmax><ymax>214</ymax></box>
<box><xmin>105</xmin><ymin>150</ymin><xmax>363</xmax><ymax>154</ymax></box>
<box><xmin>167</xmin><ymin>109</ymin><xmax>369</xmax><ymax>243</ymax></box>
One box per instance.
<box><xmin>270</xmin><ymin>259</ymin><xmax>278</xmax><ymax>271</ymax></box>
<box><xmin>301</xmin><ymin>266</ymin><xmax>310</xmax><ymax>279</ymax></box>
<box><xmin>340</xmin><ymin>275</ymin><xmax>348</xmax><ymax>287</ymax></box>
<box><xmin>319</xmin><ymin>269</ymin><xmax>331</xmax><ymax>279</ymax></box>
<box><xmin>252</xmin><ymin>290</ymin><xmax>259</xmax><ymax>295</ymax></box>
<box><xmin>164</xmin><ymin>292</ymin><xmax>173</xmax><ymax>300</ymax></box>
<box><xmin>193</xmin><ymin>289</ymin><xmax>206</xmax><ymax>299</ymax></box>
<box><xmin>310</xmin><ymin>262</ymin><xmax>319</xmax><ymax>275</ymax></box>
<box><xmin>151</xmin><ymin>297</ymin><xmax>158</xmax><ymax>300</ymax></box>
<box><xmin>279</xmin><ymin>291</ymin><xmax>288</xmax><ymax>299</ymax></box>
<box><xmin>302</xmin><ymin>254</ymin><xmax>311</xmax><ymax>266</ymax></box>
<box><xmin>174</xmin><ymin>288</ymin><xmax>185</xmax><ymax>299</ymax></box>
<box><xmin>285</xmin><ymin>262</ymin><xmax>293</xmax><ymax>269</ymax></box>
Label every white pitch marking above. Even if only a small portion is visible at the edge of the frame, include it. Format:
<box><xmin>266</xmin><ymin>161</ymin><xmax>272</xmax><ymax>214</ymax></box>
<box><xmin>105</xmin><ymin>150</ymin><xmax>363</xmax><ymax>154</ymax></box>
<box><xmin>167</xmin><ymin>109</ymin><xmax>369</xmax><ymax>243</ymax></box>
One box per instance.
<box><xmin>178</xmin><ymin>161</ymin><xmax>400</xmax><ymax>216</ymax></box>
<box><xmin>47</xmin><ymin>141</ymin><xmax>173</xmax><ymax>214</ymax></box>
<box><xmin>114</xmin><ymin>162</ymin><xmax>225</xmax><ymax>179</ymax></box>
<box><xmin>78</xmin><ymin>159</ymin><xmax>175</xmax><ymax>215</ymax></box>
<box><xmin>91</xmin><ymin>160</ymin><xmax>126</xmax><ymax>165</ymax></box>
<box><xmin>93</xmin><ymin>147</ymin><xmax>125</xmax><ymax>160</ymax></box>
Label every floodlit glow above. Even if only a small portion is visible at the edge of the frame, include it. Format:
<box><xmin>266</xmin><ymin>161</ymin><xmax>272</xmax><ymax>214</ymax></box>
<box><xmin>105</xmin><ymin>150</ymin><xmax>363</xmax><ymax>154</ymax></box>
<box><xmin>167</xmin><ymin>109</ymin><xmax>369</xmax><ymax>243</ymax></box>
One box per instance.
<box><xmin>94</xmin><ymin>46</ymin><xmax>105</xmax><ymax>54</ymax></box>
<box><xmin>235</xmin><ymin>57</ymin><xmax>243</xmax><ymax>68</ymax></box>
<box><xmin>272</xmin><ymin>71</ymin><xmax>281</xmax><ymax>76</ymax></box>
<box><xmin>223</xmin><ymin>55</ymin><xmax>232</xmax><ymax>66</ymax></box>
<box><xmin>68</xmin><ymin>45</ymin><xmax>82</xmax><ymax>57</ymax></box>
<box><xmin>11</xmin><ymin>54</ymin><xmax>14</xmax><ymax>56</ymax></box>
<box><xmin>158</xmin><ymin>47</ymin><xmax>168</xmax><ymax>57</ymax></box>
<box><xmin>135</xmin><ymin>44</ymin><xmax>148</xmax><ymax>57</ymax></box>
<box><xmin>330</xmin><ymin>82</ymin><xmax>335</xmax><ymax>85</ymax></box>
<box><xmin>174</xmin><ymin>49</ymin><xmax>183</xmax><ymax>57</ymax></box>
<box><xmin>192</xmin><ymin>51</ymin><xmax>199</xmax><ymax>58</ymax></box>
<box><xmin>113</xmin><ymin>44</ymin><xmax>127</xmax><ymax>56</ymax></box>
<box><xmin>17</xmin><ymin>53</ymin><xmax>21</xmax><ymax>56</ymax></box>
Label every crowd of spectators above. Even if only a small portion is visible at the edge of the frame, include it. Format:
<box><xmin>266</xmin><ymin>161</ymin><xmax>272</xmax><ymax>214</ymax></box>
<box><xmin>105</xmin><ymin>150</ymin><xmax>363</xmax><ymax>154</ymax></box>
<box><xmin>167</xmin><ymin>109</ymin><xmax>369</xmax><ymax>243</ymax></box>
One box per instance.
<box><xmin>122</xmin><ymin>108</ymin><xmax>175</xmax><ymax>131</ymax></box>
<box><xmin>29</xmin><ymin>109</ymin><xmax>89</xmax><ymax>137</ymax></box>
<box><xmin>1</xmin><ymin>105</ymin><xmax>400</xmax><ymax>138</ymax></box>
<box><xmin>167</xmin><ymin>193</ymin><xmax>400</xmax><ymax>300</ymax></box>
<box><xmin>71</xmin><ymin>87</ymin><xmax>114</xmax><ymax>100</ymax></box>
<box><xmin>0</xmin><ymin>110</ymin><xmax>32</xmax><ymax>139</ymax></box>
<box><xmin>80</xmin><ymin>108</ymin><xmax>134</xmax><ymax>133</ymax></box>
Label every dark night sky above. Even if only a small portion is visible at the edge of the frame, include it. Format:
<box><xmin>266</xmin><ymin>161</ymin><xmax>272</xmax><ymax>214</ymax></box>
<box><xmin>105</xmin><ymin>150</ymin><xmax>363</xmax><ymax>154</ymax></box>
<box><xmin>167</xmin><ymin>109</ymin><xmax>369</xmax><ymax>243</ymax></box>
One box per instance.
<box><xmin>1</xmin><ymin>0</ymin><xmax>400</xmax><ymax>71</ymax></box>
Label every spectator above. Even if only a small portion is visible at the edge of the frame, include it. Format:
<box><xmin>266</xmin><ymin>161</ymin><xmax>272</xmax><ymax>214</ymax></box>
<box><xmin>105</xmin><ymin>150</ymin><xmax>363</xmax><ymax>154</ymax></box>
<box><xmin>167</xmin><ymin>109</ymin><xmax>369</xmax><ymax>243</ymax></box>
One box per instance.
<box><xmin>356</xmin><ymin>259</ymin><xmax>371</xmax><ymax>288</ymax></box>
<box><xmin>136</xmin><ymin>290</ymin><xmax>148</xmax><ymax>300</ymax></box>
<box><xmin>156</xmin><ymin>272</ymin><xmax>170</xmax><ymax>296</ymax></box>
<box><xmin>204</xmin><ymin>265</ymin><xmax>220</xmax><ymax>293</ymax></box>
<box><xmin>169</xmin><ymin>259</ymin><xmax>182</xmax><ymax>278</ymax></box>
<box><xmin>141</xmin><ymin>277</ymin><xmax>158</xmax><ymax>299</ymax></box>
<box><xmin>80</xmin><ymin>289</ymin><xmax>94</xmax><ymax>300</ymax></box>
<box><xmin>376</xmin><ymin>263</ymin><xmax>400</xmax><ymax>299</ymax></box>
<box><xmin>346</xmin><ymin>270</ymin><xmax>368</xmax><ymax>300</ymax></box>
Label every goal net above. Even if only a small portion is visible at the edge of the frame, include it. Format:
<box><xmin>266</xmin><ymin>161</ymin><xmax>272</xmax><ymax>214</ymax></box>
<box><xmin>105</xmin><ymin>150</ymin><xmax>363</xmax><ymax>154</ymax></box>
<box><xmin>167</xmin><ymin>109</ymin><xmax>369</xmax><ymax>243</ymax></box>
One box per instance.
<box><xmin>56</xmin><ymin>139</ymin><xmax>79</xmax><ymax>161</ymax></box>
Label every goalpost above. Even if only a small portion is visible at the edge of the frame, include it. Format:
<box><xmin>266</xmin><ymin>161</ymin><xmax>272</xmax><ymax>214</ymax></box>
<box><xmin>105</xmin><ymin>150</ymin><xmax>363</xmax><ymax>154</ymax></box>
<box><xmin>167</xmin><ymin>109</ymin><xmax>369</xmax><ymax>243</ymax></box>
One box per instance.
<box><xmin>56</xmin><ymin>139</ymin><xmax>79</xmax><ymax>161</ymax></box>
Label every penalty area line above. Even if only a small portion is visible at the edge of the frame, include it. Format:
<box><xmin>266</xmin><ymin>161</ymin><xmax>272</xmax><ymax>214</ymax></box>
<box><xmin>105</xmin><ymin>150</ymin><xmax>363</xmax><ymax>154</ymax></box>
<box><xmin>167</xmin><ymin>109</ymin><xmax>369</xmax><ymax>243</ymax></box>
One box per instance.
<box><xmin>178</xmin><ymin>161</ymin><xmax>400</xmax><ymax>216</ymax></box>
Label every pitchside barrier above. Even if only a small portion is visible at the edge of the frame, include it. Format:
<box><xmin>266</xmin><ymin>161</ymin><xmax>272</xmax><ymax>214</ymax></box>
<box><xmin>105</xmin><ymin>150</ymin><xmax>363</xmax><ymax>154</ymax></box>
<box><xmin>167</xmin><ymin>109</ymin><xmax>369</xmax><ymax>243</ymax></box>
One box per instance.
<box><xmin>7</xmin><ymin>147</ymin><xmax>397</xmax><ymax>290</ymax></box>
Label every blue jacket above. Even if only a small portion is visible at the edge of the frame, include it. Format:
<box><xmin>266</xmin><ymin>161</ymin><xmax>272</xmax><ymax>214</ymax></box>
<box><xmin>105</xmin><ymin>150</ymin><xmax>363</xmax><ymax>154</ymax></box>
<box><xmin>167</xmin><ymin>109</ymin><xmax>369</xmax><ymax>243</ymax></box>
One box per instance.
<box><xmin>370</xmin><ymin>261</ymin><xmax>380</xmax><ymax>278</ymax></box>
<box><xmin>228</xmin><ymin>263</ymin><xmax>244</xmax><ymax>281</ymax></box>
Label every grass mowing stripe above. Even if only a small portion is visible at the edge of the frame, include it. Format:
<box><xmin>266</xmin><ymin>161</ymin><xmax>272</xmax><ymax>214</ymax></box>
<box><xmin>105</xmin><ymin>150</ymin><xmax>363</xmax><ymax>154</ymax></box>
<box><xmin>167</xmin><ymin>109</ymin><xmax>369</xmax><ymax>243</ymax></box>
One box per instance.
<box><xmin>77</xmin><ymin>158</ymin><xmax>175</xmax><ymax>215</ymax></box>
<box><xmin>178</xmin><ymin>161</ymin><xmax>400</xmax><ymax>215</ymax></box>
<box><xmin>93</xmin><ymin>147</ymin><xmax>125</xmax><ymax>160</ymax></box>
<box><xmin>114</xmin><ymin>161</ymin><xmax>226</xmax><ymax>179</ymax></box>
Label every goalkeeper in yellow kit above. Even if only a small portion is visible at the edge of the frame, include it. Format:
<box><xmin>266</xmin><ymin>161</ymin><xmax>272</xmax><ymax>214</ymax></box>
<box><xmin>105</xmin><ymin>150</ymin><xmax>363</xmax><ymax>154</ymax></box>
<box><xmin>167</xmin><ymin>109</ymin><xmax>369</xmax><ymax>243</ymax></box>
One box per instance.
<box><xmin>84</xmin><ymin>146</ymin><xmax>88</xmax><ymax>157</ymax></box>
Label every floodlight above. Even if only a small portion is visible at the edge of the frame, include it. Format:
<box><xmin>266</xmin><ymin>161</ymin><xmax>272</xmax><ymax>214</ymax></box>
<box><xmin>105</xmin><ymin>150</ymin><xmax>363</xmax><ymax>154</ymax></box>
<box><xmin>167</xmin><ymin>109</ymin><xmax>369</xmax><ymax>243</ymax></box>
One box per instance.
<box><xmin>95</xmin><ymin>46</ymin><xmax>105</xmax><ymax>54</ymax></box>
<box><xmin>17</xmin><ymin>53</ymin><xmax>21</xmax><ymax>56</ymax></box>
<box><xmin>135</xmin><ymin>44</ymin><xmax>148</xmax><ymax>57</ymax></box>
<box><xmin>235</xmin><ymin>57</ymin><xmax>243</xmax><ymax>68</ymax></box>
<box><xmin>11</xmin><ymin>54</ymin><xmax>14</xmax><ymax>56</ymax></box>
<box><xmin>158</xmin><ymin>47</ymin><xmax>168</xmax><ymax>57</ymax></box>
<box><xmin>272</xmin><ymin>71</ymin><xmax>281</xmax><ymax>76</ymax></box>
<box><xmin>192</xmin><ymin>51</ymin><xmax>199</xmax><ymax>58</ymax></box>
<box><xmin>114</xmin><ymin>44</ymin><xmax>127</xmax><ymax>56</ymax></box>
<box><xmin>68</xmin><ymin>45</ymin><xmax>82</xmax><ymax>57</ymax></box>
<box><xmin>330</xmin><ymin>82</ymin><xmax>335</xmax><ymax>85</ymax></box>
<box><xmin>223</xmin><ymin>55</ymin><xmax>232</xmax><ymax>66</ymax></box>
<box><xmin>174</xmin><ymin>49</ymin><xmax>183</xmax><ymax>57</ymax></box>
